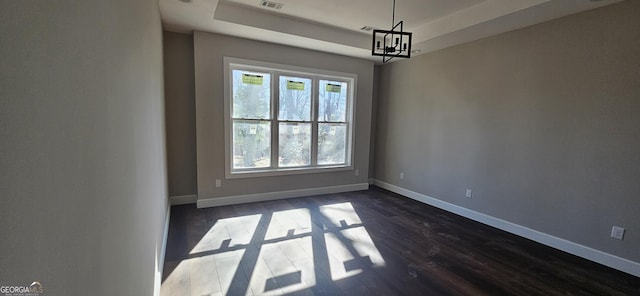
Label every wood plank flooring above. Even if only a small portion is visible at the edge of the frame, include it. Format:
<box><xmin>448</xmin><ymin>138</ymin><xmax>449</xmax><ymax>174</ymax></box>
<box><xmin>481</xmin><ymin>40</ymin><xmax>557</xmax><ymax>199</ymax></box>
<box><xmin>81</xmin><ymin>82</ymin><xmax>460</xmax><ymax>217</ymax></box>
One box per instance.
<box><xmin>161</xmin><ymin>187</ymin><xmax>640</xmax><ymax>295</ymax></box>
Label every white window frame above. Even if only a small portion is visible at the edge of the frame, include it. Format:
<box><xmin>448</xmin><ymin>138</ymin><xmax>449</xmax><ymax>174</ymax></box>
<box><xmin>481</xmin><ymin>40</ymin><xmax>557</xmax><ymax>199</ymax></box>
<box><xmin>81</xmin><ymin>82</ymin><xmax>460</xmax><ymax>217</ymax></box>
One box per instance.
<box><xmin>224</xmin><ymin>57</ymin><xmax>357</xmax><ymax>179</ymax></box>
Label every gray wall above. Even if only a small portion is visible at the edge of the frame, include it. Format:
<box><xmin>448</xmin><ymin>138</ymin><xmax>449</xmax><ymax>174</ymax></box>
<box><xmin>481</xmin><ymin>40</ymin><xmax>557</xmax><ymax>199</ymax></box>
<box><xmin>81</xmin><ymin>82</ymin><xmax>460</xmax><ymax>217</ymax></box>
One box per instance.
<box><xmin>375</xmin><ymin>0</ymin><xmax>640</xmax><ymax>262</ymax></box>
<box><xmin>369</xmin><ymin>66</ymin><xmax>380</xmax><ymax>180</ymax></box>
<box><xmin>164</xmin><ymin>31</ymin><xmax>198</xmax><ymax>197</ymax></box>
<box><xmin>0</xmin><ymin>0</ymin><xmax>168</xmax><ymax>295</ymax></box>
<box><xmin>193</xmin><ymin>31</ymin><xmax>374</xmax><ymax>199</ymax></box>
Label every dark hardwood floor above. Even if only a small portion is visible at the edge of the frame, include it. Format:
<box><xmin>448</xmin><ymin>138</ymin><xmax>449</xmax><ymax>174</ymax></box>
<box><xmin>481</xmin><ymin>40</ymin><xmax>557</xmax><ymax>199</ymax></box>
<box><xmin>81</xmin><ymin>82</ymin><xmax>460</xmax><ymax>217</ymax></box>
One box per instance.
<box><xmin>161</xmin><ymin>187</ymin><xmax>640</xmax><ymax>296</ymax></box>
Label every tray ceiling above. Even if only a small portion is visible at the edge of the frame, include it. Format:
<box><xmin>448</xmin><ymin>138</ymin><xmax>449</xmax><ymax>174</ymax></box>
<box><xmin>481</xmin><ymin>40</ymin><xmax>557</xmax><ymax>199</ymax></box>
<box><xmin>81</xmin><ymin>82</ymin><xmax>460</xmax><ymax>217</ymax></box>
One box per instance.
<box><xmin>160</xmin><ymin>0</ymin><xmax>622</xmax><ymax>63</ymax></box>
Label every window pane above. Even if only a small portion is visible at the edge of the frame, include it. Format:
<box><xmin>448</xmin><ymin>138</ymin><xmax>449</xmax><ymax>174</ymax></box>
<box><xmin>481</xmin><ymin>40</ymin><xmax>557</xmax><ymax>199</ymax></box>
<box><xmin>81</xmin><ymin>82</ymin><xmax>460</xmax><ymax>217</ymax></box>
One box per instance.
<box><xmin>318</xmin><ymin>123</ymin><xmax>346</xmax><ymax>165</ymax></box>
<box><xmin>279</xmin><ymin>123</ymin><xmax>311</xmax><ymax>167</ymax></box>
<box><xmin>318</xmin><ymin>80</ymin><xmax>347</xmax><ymax>122</ymax></box>
<box><xmin>232</xmin><ymin>70</ymin><xmax>271</xmax><ymax>119</ymax></box>
<box><xmin>233</xmin><ymin>121</ymin><xmax>271</xmax><ymax>169</ymax></box>
<box><xmin>279</xmin><ymin>76</ymin><xmax>311</xmax><ymax>121</ymax></box>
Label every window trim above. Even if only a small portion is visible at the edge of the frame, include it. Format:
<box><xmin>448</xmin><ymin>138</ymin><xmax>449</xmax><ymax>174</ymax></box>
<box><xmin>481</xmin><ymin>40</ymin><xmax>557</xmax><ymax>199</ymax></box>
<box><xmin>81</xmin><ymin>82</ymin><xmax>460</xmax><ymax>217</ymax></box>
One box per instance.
<box><xmin>223</xmin><ymin>57</ymin><xmax>357</xmax><ymax>179</ymax></box>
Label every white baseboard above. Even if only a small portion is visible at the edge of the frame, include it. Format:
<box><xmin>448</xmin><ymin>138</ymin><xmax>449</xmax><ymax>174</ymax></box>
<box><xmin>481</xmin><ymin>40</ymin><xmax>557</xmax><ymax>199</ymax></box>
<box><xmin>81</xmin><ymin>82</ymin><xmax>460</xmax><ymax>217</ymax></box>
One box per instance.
<box><xmin>197</xmin><ymin>183</ymin><xmax>369</xmax><ymax>208</ymax></box>
<box><xmin>170</xmin><ymin>194</ymin><xmax>197</xmax><ymax>205</ymax></box>
<box><xmin>160</xmin><ymin>204</ymin><xmax>171</xmax><ymax>264</ymax></box>
<box><xmin>155</xmin><ymin>203</ymin><xmax>171</xmax><ymax>296</ymax></box>
<box><xmin>373</xmin><ymin>180</ymin><xmax>640</xmax><ymax>278</ymax></box>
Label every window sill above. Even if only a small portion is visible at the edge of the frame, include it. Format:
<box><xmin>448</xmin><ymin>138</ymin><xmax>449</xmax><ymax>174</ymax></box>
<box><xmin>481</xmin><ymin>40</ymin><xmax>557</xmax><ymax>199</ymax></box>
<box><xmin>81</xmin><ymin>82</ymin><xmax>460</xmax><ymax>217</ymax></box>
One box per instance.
<box><xmin>226</xmin><ymin>165</ymin><xmax>353</xmax><ymax>179</ymax></box>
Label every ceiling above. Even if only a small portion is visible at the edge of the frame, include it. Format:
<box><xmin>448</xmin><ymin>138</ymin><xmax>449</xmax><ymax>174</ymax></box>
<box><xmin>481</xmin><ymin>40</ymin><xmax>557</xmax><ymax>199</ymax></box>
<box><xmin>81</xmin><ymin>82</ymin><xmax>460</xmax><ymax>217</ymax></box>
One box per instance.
<box><xmin>159</xmin><ymin>0</ymin><xmax>622</xmax><ymax>63</ymax></box>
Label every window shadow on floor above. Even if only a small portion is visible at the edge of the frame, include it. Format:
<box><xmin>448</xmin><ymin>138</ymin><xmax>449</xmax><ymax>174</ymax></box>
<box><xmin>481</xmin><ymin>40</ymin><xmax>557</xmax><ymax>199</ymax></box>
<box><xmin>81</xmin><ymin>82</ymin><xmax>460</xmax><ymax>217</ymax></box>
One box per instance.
<box><xmin>161</xmin><ymin>192</ymin><xmax>388</xmax><ymax>295</ymax></box>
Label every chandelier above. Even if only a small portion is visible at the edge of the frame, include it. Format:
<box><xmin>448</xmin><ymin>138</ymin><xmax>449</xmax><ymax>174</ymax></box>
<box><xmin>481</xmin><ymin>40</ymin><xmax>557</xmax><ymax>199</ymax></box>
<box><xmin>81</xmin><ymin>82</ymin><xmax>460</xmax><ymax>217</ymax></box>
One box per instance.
<box><xmin>371</xmin><ymin>0</ymin><xmax>412</xmax><ymax>63</ymax></box>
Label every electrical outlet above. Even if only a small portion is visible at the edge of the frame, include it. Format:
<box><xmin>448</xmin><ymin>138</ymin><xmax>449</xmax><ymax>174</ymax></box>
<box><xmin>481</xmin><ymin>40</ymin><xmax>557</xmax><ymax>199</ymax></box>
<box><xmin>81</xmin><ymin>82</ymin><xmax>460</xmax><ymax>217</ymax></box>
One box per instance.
<box><xmin>215</xmin><ymin>179</ymin><xmax>221</xmax><ymax>188</ymax></box>
<box><xmin>355</xmin><ymin>169</ymin><xmax>359</xmax><ymax>176</ymax></box>
<box><xmin>465</xmin><ymin>189</ymin><xmax>472</xmax><ymax>198</ymax></box>
<box><xmin>611</xmin><ymin>226</ymin><xmax>625</xmax><ymax>240</ymax></box>
<box><xmin>400</xmin><ymin>172</ymin><xmax>404</xmax><ymax>179</ymax></box>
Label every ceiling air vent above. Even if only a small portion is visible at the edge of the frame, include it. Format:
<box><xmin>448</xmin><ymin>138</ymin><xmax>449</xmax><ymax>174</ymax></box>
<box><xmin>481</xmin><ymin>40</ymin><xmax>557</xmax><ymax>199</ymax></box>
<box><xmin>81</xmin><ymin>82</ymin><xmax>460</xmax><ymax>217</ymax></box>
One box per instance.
<box><xmin>360</xmin><ymin>26</ymin><xmax>376</xmax><ymax>32</ymax></box>
<box><xmin>260</xmin><ymin>0</ymin><xmax>284</xmax><ymax>10</ymax></box>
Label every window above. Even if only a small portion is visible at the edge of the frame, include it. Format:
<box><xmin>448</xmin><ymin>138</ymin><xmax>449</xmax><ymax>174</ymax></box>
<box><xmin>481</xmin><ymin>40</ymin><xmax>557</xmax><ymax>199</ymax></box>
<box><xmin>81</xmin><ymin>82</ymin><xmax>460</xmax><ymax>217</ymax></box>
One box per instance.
<box><xmin>224</xmin><ymin>58</ymin><xmax>356</xmax><ymax>177</ymax></box>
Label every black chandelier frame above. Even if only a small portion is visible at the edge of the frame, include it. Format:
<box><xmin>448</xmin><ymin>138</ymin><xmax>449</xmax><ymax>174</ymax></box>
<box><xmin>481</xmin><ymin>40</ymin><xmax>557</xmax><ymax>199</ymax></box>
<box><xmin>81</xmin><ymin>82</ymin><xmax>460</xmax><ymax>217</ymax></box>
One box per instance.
<box><xmin>371</xmin><ymin>0</ymin><xmax>412</xmax><ymax>63</ymax></box>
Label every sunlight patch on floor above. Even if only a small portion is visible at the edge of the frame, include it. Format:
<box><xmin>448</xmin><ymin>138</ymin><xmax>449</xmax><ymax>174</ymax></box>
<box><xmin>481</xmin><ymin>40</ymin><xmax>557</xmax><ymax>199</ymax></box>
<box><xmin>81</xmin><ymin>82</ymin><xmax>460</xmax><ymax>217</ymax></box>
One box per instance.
<box><xmin>162</xmin><ymin>249</ymin><xmax>245</xmax><ymax>296</ymax></box>
<box><xmin>320</xmin><ymin>202</ymin><xmax>362</xmax><ymax>226</ymax></box>
<box><xmin>265</xmin><ymin>208</ymin><xmax>311</xmax><ymax>240</ymax></box>
<box><xmin>162</xmin><ymin>202</ymin><xmax>386</xmax><ymax>295</ymax></box>
<box><xmin>249</xmin><ymin>237</ymin><xmax>315</xmax><ymax>295</ymax></box>
<box><xmin>190</xmin><ymin>214</ymin><xmax>262</xmax><ymax>254</ymax></box>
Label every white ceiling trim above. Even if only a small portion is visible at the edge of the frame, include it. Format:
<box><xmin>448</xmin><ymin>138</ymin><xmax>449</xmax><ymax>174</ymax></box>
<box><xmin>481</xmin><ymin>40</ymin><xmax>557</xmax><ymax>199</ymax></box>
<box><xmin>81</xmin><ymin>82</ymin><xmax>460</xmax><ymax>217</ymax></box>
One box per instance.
<box><xmin>412</xmin><ymin>0</ymin><xmax>624</xmax><ymax>55</ymax></box>
<box><xmin>412</xmin><ymin>0</ymin><xmax>551</xmax><ymax>42</ymax></box>
<box><xmin>213</xmin><ymin>1</ymin><xmax>370</xmax><ymax>49</ymax></box>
